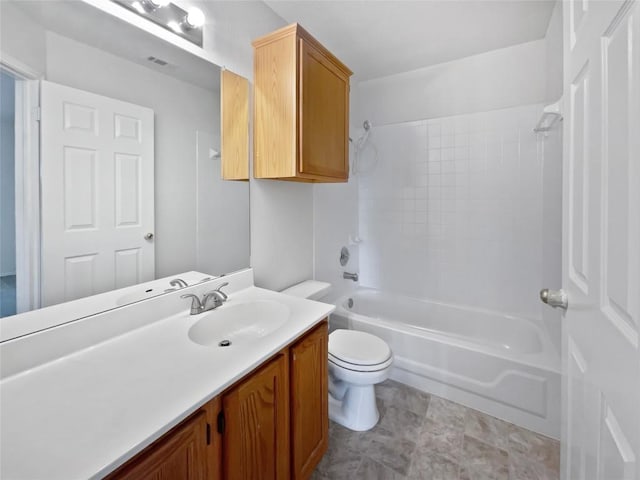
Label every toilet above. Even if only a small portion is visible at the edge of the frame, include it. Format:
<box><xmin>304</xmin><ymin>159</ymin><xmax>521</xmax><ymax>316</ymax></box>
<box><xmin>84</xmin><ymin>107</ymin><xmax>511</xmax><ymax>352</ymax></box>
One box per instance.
<box><xmin>281</xmin><ymin>280</ymin><xmax>393</xmax><ymax>431</ymax></box>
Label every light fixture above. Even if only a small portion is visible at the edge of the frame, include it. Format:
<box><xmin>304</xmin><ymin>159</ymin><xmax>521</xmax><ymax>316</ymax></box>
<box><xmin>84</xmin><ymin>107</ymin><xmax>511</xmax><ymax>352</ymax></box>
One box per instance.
<box><xmin>145</xmin><ymin>0</ymin><xmax>170</xmax><ymax>8</ymax></box>
<box><xmin>183</xmin><ymin>7</ymin><xmax>205</xmax><ymax>29</ymax></box>
<box><xmin>112</xmin><ymin>0</ymin><xmax>204</xmax><ymax>46</ymax></box>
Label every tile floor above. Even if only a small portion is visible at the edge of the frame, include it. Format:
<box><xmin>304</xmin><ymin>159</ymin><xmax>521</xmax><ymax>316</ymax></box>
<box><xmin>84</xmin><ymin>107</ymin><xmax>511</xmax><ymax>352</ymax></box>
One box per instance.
<box><xmin>313</xmin><ymin>379</ymin><xmax>559</xmax><ymax>480</ymax></box>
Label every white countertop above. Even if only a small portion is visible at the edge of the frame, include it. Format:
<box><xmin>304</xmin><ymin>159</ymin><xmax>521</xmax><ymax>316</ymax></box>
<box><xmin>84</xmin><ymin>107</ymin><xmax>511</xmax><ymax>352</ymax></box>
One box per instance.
<box><xmin>0</xmin><ymin>285</ymin><xmax>334</xmax><ymax>479</ymax></box>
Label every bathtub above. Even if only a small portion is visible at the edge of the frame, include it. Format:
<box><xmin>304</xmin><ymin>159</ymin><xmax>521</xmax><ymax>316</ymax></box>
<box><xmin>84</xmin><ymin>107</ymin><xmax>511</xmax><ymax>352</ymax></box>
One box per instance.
<box><xmin>331</xmin><ymin>288</ymin><xmax>561</xmax><ymax>439</ymax></box>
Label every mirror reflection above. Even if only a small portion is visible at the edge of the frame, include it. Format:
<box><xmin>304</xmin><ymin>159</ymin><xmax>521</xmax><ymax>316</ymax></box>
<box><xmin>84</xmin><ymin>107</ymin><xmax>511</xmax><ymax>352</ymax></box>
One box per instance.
<box><xmin>0</xmin><ymin>0</ymin><xmax>250</xmax><ymax>320</ymax></box>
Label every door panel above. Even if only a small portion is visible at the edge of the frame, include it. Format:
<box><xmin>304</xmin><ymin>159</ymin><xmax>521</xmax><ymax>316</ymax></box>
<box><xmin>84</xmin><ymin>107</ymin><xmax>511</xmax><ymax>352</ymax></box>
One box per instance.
<box><xmin>561</xmin><ymin>1</ymin><xmax>640</xmax><ymax>479</ymax></box>
<box><xmin>291</xmin><ymin>321</ymin><xmax>328</xmax><ymax>479</ymax></box>
<box><xmin>222</xmin><ymin>354</ymin><xmax>289</xmax><ymax>480</ymax></box>
<box><xmin>40</xmin><ymin>81</ymin><xmax>154</xmax><ymax>306</ymax></box>
<box><xmin>299</xmin><ymin>39</ymin><xmax>349</xmax><ymax>179</ymax></box>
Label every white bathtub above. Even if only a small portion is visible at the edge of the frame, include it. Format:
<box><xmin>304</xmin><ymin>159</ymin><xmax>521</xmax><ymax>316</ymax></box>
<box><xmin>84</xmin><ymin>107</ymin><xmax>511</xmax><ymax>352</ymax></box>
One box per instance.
<box><xmin>331</xmin><ymin>289</ymin><xmax>561</xmax><ymax>439</ymax></box>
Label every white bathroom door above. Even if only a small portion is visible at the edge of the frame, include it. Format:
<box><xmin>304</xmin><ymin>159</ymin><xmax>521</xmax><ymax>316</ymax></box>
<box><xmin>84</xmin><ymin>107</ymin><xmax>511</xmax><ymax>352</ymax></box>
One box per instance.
<box><xmin>561</xmin><ymin>1</ymin><xmax>640</xmax><ymax>479</ymax></box>
<box><xmin>40</xmin><ymin>81</ymin><xmax>155</xmax><ymax>307</ymax></box>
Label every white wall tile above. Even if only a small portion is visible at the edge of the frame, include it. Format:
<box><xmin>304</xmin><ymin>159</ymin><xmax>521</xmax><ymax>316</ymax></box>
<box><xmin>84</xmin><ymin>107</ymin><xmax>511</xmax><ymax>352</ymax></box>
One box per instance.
<box><xmin>358</xmin><ymin>104</ymin><xmax>559</xmax><ymax>321</ymax></box>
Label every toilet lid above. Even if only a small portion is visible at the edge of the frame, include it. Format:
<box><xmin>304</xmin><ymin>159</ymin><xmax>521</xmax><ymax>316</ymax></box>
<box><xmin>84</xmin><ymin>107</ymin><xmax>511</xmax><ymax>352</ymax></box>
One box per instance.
<box><xmin>329</xmin><ymin>329</ymin><xmax>392</xmax><ymax>366</ymax></box>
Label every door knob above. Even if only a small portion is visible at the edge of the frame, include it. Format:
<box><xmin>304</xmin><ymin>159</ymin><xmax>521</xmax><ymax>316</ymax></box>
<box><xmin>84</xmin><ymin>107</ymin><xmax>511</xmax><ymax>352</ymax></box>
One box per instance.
<box><xmin>144</xmin><ymin>233</ymin><xmax>154</xmax><ymax>240</ymax></box>
<box><xmin>540</xmin><ymin>288</ymin><xmax>568</xmax><ymax>309</ymax></box>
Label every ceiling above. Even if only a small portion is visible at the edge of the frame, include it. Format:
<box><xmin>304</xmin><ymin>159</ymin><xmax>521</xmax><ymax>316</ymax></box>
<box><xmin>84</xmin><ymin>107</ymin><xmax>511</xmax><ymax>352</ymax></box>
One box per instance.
<box><xmin>263</xmin><ymin>0</ymin><xmax>556</xmax><ymax>81</ymax></box>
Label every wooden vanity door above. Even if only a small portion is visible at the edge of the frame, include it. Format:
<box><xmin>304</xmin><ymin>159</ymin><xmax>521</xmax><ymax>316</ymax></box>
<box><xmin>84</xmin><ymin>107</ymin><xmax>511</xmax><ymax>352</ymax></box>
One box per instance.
<box><xmin>291</xmin><ymin>321</ymin><xmax>329</xmax><ymax>480</ymax></box>
<box><xmin>222</xmin><ymin>354</ymin><xmax>290</xmax><ymax>480</ymax></box>
<box><xmin>107</xmin><ymin>411</ymin><xmax>208</xmax><ymax>480</ymax></box>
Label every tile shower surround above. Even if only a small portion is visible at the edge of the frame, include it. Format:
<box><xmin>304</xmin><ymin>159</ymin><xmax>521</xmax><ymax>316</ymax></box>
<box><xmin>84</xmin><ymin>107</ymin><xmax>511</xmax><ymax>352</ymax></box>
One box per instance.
<box><xmin>358</xmin><ymin>104</ymin><xmax>552</xmax><ymax>321</ymax></box>
<box><xmin>313</xmin><ymin>379</ymin><xmax>560</xmax><ymax>480</ymax></box>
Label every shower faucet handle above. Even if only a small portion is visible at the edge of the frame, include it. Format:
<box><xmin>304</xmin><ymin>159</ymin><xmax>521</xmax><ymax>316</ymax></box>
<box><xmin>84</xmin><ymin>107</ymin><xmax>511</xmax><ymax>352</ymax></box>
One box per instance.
<box><xmin>540</xmin><ymin>288</ymin><xmax>568</xmax><ymax>310</ymax></box>
<box><xmin>343</xmin><ymin>272</ymin><xmax>359</xmax><ymax>282</ymax></box>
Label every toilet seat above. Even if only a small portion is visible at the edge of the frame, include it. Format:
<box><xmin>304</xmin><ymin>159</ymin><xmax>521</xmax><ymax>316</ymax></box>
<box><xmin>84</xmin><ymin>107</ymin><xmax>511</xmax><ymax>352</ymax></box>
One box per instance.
<box><xmin>329</xmin><ymin>354</ymin><xmax>393</xmax><ymax>372</ymax></box>
<box><xmin>328</xmin><ymin>329</ymin><xmax>392</xmax><ymax>372</ymax></box>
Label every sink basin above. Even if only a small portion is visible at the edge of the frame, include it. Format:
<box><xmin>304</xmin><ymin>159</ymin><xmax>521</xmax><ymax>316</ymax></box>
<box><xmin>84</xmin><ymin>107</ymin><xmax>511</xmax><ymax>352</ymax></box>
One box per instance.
<box><xmin>188</xmin><ymin>300</ymin><xmax>291</xmax><ymax>347</ymax></box>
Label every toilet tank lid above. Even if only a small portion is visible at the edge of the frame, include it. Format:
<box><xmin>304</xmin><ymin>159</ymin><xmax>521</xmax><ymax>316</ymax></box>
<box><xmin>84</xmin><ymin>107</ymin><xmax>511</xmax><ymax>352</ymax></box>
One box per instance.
<box><xmin>280</xmin><ymin>280</ymin><xmax>332</xmax><ymax>300</ymax></box>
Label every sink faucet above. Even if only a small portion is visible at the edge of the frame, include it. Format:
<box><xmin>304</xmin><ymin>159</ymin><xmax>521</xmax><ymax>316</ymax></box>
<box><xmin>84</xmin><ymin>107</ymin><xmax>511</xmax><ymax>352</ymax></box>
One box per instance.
<box><xmin>181</xmin><ymin>282</ymin><xmax>229</xmax><ymax>315</ymax></box>
<box><xmin>343</xmin><ymin>271</ymin><xmax>359</xmax><ymax>282</ymax></box>
<box><xmin>170</xmin><ymin>278</ymin><xmax>189</xmax><ymax>288</ymax></box>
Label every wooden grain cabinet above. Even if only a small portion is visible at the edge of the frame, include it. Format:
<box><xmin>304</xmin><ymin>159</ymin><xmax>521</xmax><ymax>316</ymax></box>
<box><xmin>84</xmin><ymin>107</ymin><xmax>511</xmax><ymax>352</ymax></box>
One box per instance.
<box><xmin>222</xmin><ymin>353</ymin><xmax>290</xmax><ymax>480</ymax></box>
<box><xmin>221</xmin><ymin>69</ymin><xmax>249</xmax><ymax>181</ymax></box>
<box><xmin>106</xmin><ymin>410</ymin><xmax>210</xmax><ymax>480</ymax></box>
<box><xmin>107</xmin><ymin>320</ymin><xmax>328</xmax><ymax>480</ymax></box>
<box><xmin>253</xmin><ymin>24</ymin><xmax>352</xmax><ymax>182</ymax></box>
<box><xmin>290</xmin><ymin>322</ymin><xmax>329</xmax><ymax>480</ymax></box>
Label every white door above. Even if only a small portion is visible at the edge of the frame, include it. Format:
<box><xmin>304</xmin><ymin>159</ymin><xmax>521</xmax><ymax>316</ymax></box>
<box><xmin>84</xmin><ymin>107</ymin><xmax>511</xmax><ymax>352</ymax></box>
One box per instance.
<box><xmin>561</xmin><ymin>0</ymin><xmax>640</xmax><ymax>479</ymax></box>
<box><xmin>40</xmin><ymin>81</ymin><xmax>154</xmax><ymax>307</ymax></box>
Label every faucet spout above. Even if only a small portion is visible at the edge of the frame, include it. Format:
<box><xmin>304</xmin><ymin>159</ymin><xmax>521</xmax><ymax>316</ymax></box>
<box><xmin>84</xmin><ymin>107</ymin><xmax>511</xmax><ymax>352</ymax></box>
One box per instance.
<box><xmin>343</xmin><ymin>271</ymin><xmax>359</xmax><ymax>282</ymax></box>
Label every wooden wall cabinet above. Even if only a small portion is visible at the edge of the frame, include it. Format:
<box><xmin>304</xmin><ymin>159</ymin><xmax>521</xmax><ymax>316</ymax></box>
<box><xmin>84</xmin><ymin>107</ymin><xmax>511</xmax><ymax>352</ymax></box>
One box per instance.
<box><xmin>221</xmin><ymin>69</ymin><xmax>249</xmax><ymax>181</ymax></box>
<box><xmin>107</xmin><ymin>320</ymin><xmax>328</xmax><ymax>480</ymax></box>
<box><xmin>253</xmin><ymin>24</ymin><xmax>352</xmax><ymax>183</ymax></box>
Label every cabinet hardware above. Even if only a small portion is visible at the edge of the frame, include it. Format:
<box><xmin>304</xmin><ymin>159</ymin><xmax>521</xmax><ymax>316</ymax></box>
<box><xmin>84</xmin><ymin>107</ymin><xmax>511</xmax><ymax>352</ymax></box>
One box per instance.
<box><xmin>217</xmin><ymin>411</ymin><xmax>225</xmax><ymax>435</ymax></box>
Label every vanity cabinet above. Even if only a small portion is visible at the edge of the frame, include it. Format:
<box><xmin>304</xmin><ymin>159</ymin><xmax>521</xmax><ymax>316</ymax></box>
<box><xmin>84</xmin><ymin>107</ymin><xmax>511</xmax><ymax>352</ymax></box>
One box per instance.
<box><xmin>105</xmin><ymin>405</ymin><xmax>217</xmax><ymax>480</ymax></box>
<box><xmin>290</xmin><ymin>321</ymin><xmax>329</xmax><ymax>479</ymax></box>
<box><xmin>222</xmin><ymin>353</ymin><xmax>290</xmax><ymax>480</ymax></box>
<box><xmin>106</xmin><ymin>320</ymin><xmax>328</xmax><ymax>480</ymax></box>
<box><xmin>253</xmin><ymin>24</ymin><xmax>352</xmax><ymax>183</ymax></box>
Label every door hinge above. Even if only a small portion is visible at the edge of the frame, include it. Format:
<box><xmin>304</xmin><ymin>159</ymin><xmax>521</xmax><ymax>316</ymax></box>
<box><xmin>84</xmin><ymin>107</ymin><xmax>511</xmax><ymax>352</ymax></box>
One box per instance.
<box><xmin>206</xmin><ymin>423</ymin><xmax>211</xmax><ymax>445</ymax></box>
<box><xmin>33</xmin><ymin>106</ymin><xmax>41</xmax><ymax>122</ymax></box>
<box><xmin>217</xmin><ymin>410</ymin><xmax>225</xmax><ymax>435</ymax></box>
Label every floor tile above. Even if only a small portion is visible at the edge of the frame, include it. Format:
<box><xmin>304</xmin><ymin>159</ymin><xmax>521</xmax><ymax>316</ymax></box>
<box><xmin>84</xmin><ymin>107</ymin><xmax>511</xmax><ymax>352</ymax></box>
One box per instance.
<box><xmin>461</xmin><ymin>435</ymin><xmax>509</xmax><ymax>480</ymax></box>
<box><xmin>378</xmin><ymin>404</ymin><xmax>426</xmax><ymax>441</ymax></box>
<box><xmin>366</xmin><ymin>426</ymin><xmax>416</xmax><ymax>476</ymax></box>
<box><xmin>426</xmin><ymin>396</ymin><xmax>468</xmax><ymax>431</ymax></box>
<box><xmin>408</xmin><ymin>452</ymin><xmax>459</xmax><ymax>480</ymax></box>
<box><xmin>417</xmin><ymin>418</ymin><xmax>464</xmax><ymax>463</ymax></box>
<box><xmin>392</xmin><ymin>383</ymin><xmax>431</xmax><ymax>416</ymax></box>
<box><xmin>315</xmin><ymin>442</ymin><xmax>362</xmax><ymax>480</ymax></box>
<box><xmin>508</xmin><ymin>426</ymin><xmax>560</xmax><ymax>474</ymax></box>
<box><xmin>331</xmin><ymin>421</ymin><xmax>374</xmax><ymax>453</ymax></box>
<box><xmin>464</xmin><ymin>409</ymin><xmax>511</xmax><ymax>450</ymax></box>
<box><xmin>315</xmin><ymin>380</ymin><xmax>559</xmax><ymax>480</ymax></box>
<box><xmin>355</xmin><ymin>456</ymin><xmax>406</xmax><ymax>480</ymax></box>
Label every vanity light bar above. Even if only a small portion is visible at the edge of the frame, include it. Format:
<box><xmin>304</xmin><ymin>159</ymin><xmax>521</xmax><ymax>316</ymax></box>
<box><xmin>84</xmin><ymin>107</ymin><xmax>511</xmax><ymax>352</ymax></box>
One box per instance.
<box><xmin>111</xmin><ymin>0</ymin><xmax>204</xmax><ymax>47</ymax></box>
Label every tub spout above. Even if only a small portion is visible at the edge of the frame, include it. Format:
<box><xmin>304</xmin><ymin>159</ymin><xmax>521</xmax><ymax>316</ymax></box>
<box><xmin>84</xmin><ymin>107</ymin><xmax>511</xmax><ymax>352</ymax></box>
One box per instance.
<box><xmin>343</xmin><ymin>271</ymin><xmax>359</xmax><ymax>282</ymax></box>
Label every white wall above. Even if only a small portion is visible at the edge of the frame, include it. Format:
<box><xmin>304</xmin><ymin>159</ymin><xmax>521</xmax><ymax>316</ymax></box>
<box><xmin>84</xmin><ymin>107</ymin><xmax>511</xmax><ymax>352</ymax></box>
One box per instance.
<box><xmin>544</xmin><ymin>0</ymin><xmax>563</xmax><ymax>102</ymax></box>
<box><xmin>0</xmin><ymin>72</ymin><xmax>16</xmax><ymax>276</ymax></box>
<box><xmin>353</xmin><ymin>39</ymin><xmax>547</xmax><ymax>127</ymax></box>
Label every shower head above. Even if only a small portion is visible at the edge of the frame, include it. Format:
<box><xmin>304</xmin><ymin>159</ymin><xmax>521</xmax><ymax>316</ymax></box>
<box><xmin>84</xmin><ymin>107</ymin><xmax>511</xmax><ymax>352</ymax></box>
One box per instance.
<box><xmin>363</xmin><ymin>120</ymin><xmax>371</xmax><ymax>131</ymax></box>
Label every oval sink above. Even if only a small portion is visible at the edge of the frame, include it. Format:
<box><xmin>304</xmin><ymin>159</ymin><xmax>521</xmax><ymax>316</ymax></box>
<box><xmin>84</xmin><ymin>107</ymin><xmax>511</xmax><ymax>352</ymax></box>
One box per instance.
<box><xmin>188</xmin><ymin>300</ymin><xmax>291</xmax><ymax>347</ymax></box>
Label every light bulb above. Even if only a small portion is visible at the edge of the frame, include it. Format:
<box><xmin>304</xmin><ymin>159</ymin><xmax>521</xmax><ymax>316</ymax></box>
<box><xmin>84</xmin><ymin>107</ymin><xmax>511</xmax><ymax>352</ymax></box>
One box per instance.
<box><xmin>184</xmin><ymin>7</ymin><xmax>205</xmax><ymax>29</ymax></box>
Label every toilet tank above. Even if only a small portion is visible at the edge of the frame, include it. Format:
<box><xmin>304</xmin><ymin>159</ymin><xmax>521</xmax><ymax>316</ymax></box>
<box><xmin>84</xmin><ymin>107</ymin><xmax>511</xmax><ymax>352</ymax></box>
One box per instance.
<box><xmin>280</xmin><ymin>280</ymin><xmax>331</xmax><ymax>301</ymax></box>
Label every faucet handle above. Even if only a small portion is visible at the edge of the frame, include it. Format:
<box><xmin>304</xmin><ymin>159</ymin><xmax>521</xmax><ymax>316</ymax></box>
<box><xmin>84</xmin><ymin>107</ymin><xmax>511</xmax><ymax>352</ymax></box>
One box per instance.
<box><xmin>181</xmin><ymin>294</ymin><xmax>203</xmax><ymax>315</ymax></box>
<box><xmin>213</xmin><ymin>282</ymin><xmax>229</xmax><ymax>300</ymax></box>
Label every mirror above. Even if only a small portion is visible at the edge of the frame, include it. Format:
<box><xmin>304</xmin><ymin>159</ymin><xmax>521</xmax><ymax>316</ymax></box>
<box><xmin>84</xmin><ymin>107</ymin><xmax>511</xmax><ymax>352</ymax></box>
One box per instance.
<box><xmin>0</xmin><ymin>1</ymin><xmax>250</xmax><ymax>325</ymax></box>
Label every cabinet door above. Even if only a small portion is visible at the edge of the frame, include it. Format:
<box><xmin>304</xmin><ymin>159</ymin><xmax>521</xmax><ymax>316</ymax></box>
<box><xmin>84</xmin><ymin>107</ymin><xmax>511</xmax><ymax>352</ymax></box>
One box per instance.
<box><xmin>299</xmin><ymin>38</ymin><xmax>350</xmax><ymax>180</ymax></box>
<box><xmin>221</xmin><ymin>69</ymin><xmax>249</xmax><ymax>181</ymax></box>
<box><xmin>222</xmin><ymin>353</ymin><xmax>290</xmax><ymax>480</ymax></box>
<box><xmin>290</xmin><ymin>321</ymin><xmax>329</xmax><ymax>479</ymax></box>
<box><xmin>107</xmin><ymin>411</ymin><xmax>208</xmax><ymax>480</ymax></box>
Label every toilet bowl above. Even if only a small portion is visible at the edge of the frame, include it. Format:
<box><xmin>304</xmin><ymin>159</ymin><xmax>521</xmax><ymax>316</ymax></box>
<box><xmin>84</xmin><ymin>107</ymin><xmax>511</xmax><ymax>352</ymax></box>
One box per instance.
<box><xmin>281</xmin><ymin>280</ymin><xmax>393</xmax><ymax>431</ymax></box>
